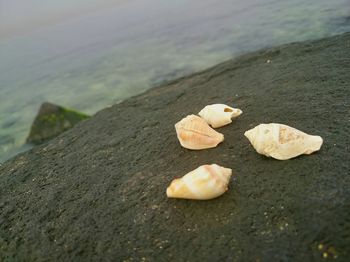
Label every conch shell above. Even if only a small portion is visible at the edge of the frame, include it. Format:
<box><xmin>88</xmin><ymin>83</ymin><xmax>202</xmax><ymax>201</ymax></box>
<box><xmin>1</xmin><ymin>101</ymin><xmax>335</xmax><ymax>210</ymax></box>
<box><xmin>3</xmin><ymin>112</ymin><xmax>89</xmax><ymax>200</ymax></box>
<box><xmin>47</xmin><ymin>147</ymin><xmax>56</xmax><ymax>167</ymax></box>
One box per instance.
<box><xmin>175</xmin><ymin>115</ymin><xmax>224</xmax><ymax>150</ymax></box>
<box><xmin>244</xmin><ymin>123</ymin><xmax>323</xmax><ymax>160</ymax></box>
<box><xmin>198</xmin><ymin>104</ymin><xmax>242</xmax><ymax>128</ymax></box>
<box><xmin>166</xmin><ymin>164</ymin><xmax>232</xmax><ymax>200</ymax></box>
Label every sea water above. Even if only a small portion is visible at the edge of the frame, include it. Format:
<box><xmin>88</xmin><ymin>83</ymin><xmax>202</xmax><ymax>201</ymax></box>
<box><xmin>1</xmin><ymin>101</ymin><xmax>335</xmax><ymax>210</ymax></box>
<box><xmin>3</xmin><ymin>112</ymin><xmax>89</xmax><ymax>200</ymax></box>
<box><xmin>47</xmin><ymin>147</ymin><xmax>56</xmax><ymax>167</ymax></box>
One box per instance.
<box><xmin>0</xmin><ymin>0</ymin><xmax>349</xmax><ymax>162</ymax></box>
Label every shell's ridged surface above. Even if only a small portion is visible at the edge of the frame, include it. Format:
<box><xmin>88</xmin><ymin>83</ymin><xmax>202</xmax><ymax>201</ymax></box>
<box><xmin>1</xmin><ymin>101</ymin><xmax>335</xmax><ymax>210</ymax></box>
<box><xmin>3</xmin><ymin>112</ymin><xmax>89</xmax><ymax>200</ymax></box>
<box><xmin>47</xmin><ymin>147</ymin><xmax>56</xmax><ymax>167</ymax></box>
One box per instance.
<box><xmin>244</xmin><ymin>123</ymin><xmax>323</xmax><ymax>160</ymax></box>
<box><xmin>175</xmin><ymin>115</ymin><xmax>224</xmax><ymax>150</ymax></box>
<box><xmin>166</xmin><ymin>164</ymin><xmax>232</xmax><ymax>200</ymax></box>
<box><xmin>198</xmin><ymin>104</ymin><xmax>242</xmax><ymax>128</ymax></box>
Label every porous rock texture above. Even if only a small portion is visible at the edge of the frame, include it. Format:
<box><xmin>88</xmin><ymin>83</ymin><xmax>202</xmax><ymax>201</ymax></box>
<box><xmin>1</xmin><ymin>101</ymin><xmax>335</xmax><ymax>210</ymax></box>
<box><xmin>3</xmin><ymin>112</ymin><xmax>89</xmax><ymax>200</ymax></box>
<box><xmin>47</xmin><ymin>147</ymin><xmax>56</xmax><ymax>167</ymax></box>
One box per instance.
<box><xmin>0</xmin><ymin>33</ymin><xmax>350</xmax><ymax>261</ymax></box>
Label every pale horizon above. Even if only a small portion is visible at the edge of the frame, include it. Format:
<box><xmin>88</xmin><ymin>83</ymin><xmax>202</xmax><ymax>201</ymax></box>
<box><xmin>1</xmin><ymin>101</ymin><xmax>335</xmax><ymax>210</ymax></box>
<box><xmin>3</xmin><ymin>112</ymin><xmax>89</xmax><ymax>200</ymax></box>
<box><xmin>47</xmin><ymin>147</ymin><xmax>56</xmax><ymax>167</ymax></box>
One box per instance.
<box><xmin>0</xmin><ymin>0</ymin><xmax>131</xmax><ymax>39</ymax></box>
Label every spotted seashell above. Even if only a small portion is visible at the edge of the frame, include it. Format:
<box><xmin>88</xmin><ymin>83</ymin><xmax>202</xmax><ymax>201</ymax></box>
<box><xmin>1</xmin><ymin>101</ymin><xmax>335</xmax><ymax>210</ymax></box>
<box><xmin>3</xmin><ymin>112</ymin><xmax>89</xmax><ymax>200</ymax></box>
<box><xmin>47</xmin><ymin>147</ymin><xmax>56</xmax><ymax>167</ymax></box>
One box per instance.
<box><xmin>244</xmin><ymin>123</ymin><xmax>323</xmax><ymax>160</ymax></box>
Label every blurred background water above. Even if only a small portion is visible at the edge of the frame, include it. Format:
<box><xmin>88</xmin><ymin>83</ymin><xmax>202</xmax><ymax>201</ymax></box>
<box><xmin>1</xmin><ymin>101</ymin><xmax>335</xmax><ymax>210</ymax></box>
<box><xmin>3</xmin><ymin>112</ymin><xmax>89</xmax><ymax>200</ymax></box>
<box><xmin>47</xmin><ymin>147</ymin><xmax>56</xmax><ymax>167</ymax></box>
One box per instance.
<box><xmin>0</xmin><ymin>0</ymin><xmax>350</xmax><ymax>163</ymax></box>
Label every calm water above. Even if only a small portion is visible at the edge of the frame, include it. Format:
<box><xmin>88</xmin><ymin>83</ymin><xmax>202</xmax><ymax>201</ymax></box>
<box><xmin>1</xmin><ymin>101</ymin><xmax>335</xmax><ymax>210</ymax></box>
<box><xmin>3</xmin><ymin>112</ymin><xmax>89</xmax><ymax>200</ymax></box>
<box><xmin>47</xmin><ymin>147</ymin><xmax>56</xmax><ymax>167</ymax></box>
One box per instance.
<box><xmin>0</xmin><ymin>0</ymin><xmax>350</xmax><ymax>162</ymax></box>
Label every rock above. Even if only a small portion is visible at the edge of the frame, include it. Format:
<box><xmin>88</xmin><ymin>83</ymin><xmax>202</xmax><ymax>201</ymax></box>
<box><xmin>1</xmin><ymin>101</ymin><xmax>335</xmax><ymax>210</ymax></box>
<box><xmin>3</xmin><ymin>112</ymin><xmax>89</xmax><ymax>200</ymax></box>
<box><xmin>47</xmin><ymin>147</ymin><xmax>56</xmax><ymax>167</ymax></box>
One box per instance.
<box><xmin>0</xmin><ymin>33</ymin><xmax>349</xmax><ymax>261</ymax></box>
<box><xmin>26</xmin><ymin>102</ymin><xmax>90</xmax><ymax>144</ymax></box>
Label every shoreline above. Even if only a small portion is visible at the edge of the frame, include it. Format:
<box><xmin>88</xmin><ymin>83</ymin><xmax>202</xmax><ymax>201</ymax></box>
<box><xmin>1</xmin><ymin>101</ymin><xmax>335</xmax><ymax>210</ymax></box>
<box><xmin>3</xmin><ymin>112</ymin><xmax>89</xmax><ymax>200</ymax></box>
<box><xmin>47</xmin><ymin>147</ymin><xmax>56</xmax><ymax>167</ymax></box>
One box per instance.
<box><xmin>1</xmin><ymin>32</ymin><xmax>349</xmax><ymax>261</ymax></box>
<box><xmin>0</xmin><ymin>31</ymin><xmax>348</xmax><ymax>164</ymax></box>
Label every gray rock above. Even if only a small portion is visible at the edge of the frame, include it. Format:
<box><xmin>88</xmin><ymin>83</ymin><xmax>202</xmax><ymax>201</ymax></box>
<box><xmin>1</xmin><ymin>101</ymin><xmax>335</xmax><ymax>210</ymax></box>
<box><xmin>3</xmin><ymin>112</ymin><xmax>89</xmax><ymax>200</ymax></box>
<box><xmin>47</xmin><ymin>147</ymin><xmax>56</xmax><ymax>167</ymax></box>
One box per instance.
<box><xmin>26</xmin><ymin>102</ymin><xmax>90</xmax><ymax>145</ymax></box>
<box><xmin>0</xmin><ymin>33</ymin><xmax>349</xmax><ymax>261</ymax></box>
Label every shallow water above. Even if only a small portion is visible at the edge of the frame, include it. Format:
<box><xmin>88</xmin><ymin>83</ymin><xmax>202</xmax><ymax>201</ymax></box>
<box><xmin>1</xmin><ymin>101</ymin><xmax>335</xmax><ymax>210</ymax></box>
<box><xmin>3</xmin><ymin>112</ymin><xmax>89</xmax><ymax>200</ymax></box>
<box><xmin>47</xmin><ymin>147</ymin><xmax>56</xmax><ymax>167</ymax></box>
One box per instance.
<box><xmin>0</xmin><ymin>0</ymin><xmax>349</xmax><ymax>162</ymax></box>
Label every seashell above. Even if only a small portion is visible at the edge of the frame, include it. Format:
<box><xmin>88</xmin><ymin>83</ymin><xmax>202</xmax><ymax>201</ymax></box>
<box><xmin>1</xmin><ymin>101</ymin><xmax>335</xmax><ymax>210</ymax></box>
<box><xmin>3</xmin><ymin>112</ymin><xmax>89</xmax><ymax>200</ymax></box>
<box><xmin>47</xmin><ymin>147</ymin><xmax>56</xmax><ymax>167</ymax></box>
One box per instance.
<box><xmin>198</xmin><ymin>104</ymin><xmax>242</xmax><ymax>128</ymax></box>
<box><xmin>244</xmin><ymin>123</ymin><xmax>323</xmax><ymax>160</ymax></box>
<box><xmin>166</xmin><ymin>164</ymin><xmax>232</xmax><ymax>200</ymax></box>
<box><xmin>175</xmin><ymin>115</ymin><xmax>224</xmax><ymax>150</ymax></box>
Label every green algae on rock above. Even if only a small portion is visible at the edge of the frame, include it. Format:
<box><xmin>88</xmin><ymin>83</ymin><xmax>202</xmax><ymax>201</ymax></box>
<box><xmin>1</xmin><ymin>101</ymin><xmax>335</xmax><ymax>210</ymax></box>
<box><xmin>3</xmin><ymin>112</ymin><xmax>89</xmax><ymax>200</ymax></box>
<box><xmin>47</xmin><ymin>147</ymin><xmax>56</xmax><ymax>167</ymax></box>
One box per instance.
<box><xmin>26</xmin><ymin>102</ymin><xmax>90</xmax><ymax>145</ymax></box>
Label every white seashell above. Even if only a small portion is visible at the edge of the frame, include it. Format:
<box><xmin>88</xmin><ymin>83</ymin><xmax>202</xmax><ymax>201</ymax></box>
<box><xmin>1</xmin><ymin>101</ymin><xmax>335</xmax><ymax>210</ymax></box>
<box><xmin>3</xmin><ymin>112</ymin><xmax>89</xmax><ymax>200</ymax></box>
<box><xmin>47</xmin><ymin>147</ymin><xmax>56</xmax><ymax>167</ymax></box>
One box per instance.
<box><xmin>166</xmin><ymin>164</ymin><xmax>232</xmax><ymax>200</ymax></box>
<box><xmin>244</xmin><ymin>123</ymin><xmax>323</xmax><ymax>160</ymax></box>
<box><xmin>175</xmin><ymin>115</ymin><xmax>224</xmax><ymax>150</ymax></box>
<box><xmin>198</xmin><ymin>104</ymin><xmax>242</xmax><ymax>128</ymax></box>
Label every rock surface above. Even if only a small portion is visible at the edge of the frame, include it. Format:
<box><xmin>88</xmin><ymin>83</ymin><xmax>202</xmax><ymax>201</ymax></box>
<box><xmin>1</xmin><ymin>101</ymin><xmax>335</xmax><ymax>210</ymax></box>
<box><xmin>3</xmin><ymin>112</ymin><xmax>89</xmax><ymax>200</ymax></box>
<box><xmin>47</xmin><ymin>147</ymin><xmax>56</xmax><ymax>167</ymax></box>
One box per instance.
<box><xmin>1</xmin><ymin>33</ymin><xmax>350</xmax><ymax>261</ymax></box>
<box><xmin>26</xmin><ymin>102</ymin><xmax>90</xmax><ymax>145</ymax></box>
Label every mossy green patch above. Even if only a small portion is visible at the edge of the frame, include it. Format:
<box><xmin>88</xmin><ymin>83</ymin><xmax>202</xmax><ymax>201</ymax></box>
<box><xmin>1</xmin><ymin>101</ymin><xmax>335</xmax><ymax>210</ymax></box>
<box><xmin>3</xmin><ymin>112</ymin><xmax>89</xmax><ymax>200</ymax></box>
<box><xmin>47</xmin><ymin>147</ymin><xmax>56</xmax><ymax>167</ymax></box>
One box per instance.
<box><xmin>26</xmin><ymin>103</ymin><xmax>90</xmax><ymax>145</ymax></box>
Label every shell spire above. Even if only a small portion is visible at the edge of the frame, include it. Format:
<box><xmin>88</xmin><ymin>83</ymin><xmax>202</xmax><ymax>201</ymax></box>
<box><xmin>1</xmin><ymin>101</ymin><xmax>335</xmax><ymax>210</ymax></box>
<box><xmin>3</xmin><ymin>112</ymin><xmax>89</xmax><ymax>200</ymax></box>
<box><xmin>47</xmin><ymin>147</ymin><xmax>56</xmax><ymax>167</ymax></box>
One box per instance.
<box><xmin>199</xmin><ymin>104</ymin><xmax>242</xmax><ymax>128</ymax></box>
<box><xmin>166</xmin><ymin>164</ymin><xmax>232</xmax><ymax>200</ymax></box>
<box><xmin>244</xmin><ymin>123</ymin><xmax>323</xmax><ymax>160</ymax></box>
<box><xmin>175</xmin><ymin>115</ymin><xmax>224</xmax><ymax>150</ymax></box>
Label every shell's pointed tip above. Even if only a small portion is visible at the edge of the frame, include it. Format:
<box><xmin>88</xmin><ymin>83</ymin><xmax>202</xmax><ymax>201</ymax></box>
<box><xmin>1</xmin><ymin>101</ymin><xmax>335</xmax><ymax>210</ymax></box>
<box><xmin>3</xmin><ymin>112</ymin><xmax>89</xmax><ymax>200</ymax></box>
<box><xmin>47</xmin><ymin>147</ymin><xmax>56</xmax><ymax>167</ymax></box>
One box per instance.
<box><xmin>166</xmin><ymin>187</ymin><xmax>173</xmax><ymax>198</ymax></box>
<box><xmin>220</xmin><ymin>134</ymin><xmax>225</xmax><ymax>141</ymax></box>
<box><xmin>315</xmin><ymin>136</ymin><xmax>324</xmax><ymax>150</ymax></box>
